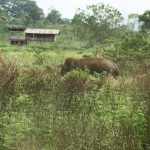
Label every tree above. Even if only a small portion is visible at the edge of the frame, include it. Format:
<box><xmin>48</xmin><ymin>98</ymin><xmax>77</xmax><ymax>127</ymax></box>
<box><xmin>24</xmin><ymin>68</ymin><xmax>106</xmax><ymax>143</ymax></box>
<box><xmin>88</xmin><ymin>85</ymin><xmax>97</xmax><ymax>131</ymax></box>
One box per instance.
<box><xmin>0</xmin><ymin>0</ymin><xmax>20</xmax><ymax>16</ymax></box>
<box><xmin>0</xmin><ymin>9</ymin><xmax>9</xmax><ymax>33</ymax></box>
<box><xmin>0</xmin><ymin>0</ymin><xmax>44</xmax><ymax>25</ymax></box>
<box><xmin>72</xmin><ymin>3</ymin><xmax>123</xmax><ymax>45</ymax></box>
<box><xmin>46</xmin><ymin>9</ymin><xmax>63</xmax><ymax>24</ymax></box>
<box><xmin>0</xmin><ymin>9</ymin><xmax>9</xmax><ymax>25</ymax></box>
<box><xmin>139</xmin><ymin>10</ymin><xmax>150</xmax><ymax>31</ymax></box>
<box><xmin>22</xmin><ymin>0</ymin><xmax>44</xmax><ymax>25</ymax></box>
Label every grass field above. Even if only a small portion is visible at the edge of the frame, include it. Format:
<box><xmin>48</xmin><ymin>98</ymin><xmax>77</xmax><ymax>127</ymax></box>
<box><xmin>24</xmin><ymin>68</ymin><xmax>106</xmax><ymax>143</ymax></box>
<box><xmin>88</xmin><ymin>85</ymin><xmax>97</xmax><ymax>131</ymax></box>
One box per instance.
<box><xmin>0</xmin><ymin>37</ymin><xmax>150</xmax><ymax>150</ymax></box>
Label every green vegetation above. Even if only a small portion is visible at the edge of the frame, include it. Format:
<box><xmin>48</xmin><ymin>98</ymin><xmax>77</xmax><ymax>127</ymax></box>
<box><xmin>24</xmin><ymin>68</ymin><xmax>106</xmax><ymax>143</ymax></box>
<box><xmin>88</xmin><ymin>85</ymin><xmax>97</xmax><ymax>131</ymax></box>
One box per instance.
<box><xmin>139</xmin><ymin>10</ymin><xmax>150</xmax><ymax>31</ymax></box>
<box><xmin>0</xmin><ymin>1</ymin><xmax>150</xmax><ymax>150</ymax></box>
<box><xmin>72</xmin><ymin>3</ymin><xmax>123</xmax><ymax>46</ymax></box>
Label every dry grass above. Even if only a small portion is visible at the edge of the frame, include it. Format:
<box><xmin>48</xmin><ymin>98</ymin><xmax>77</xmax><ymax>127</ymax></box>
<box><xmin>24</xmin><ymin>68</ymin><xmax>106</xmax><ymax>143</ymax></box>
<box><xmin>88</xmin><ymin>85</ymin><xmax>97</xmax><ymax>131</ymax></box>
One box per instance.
<box><xmin>0</xmin><ymin>56</ymin><xmax>18</xmax><ymax>111</ymax></box>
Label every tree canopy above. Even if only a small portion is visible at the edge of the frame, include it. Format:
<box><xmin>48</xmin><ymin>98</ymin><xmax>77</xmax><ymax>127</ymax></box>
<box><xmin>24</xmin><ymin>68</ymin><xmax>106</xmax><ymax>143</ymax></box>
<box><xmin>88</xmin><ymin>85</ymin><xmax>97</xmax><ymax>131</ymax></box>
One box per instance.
<box><xmin>46</xmin><ymin>9</ymin><xmax>63</xmax><ymax>24</ymax></box>
<box><xmin>139</xmin><ymin>10</ymin><xmax>150</xmax><ymax>31</ymax></box>
<box><xmin>0</xmin><ymin>0</ymin><xmax>44</xmax><ymax>25</ymax></box>
<box><xmin>0</xmin><ymin>9</ymin><xmax>9</xmax><ymax>25</ymax></box>
<box><xmin>72</xmin><ymin>3</ymin><xmax>123</xmax><ymax>45</ymax></box>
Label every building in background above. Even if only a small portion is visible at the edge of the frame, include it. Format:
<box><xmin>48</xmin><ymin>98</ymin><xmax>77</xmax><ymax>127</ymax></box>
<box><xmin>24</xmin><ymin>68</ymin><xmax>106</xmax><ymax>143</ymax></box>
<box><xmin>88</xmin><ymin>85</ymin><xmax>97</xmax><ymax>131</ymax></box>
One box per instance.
<box><xmin>8</xmin><ymin>26</ymin><xmax>27</xmax><ymax>45</ymax></box>
<box><xmin>24</xmin><ymin>28</ymin><xmax>60</xmax><ymax>42</ymax></box>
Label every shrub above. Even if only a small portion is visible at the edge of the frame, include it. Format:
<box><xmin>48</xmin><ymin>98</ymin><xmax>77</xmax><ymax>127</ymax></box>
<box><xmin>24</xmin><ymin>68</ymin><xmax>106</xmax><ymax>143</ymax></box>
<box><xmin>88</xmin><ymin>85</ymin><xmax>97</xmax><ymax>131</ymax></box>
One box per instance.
<box><xmin>115</xmin><ymin>32</ymin><xmax>150</xmax><ymax>58</ymax></box>
<box><xmin>0</xmin><ymin>57</ymin><xmax>150</xmax><ymax>150</ymax></box>
<box><xmin>0</xmin><ymin>56</ymin><xmax>18</xmax><ymax>112</ymax></box>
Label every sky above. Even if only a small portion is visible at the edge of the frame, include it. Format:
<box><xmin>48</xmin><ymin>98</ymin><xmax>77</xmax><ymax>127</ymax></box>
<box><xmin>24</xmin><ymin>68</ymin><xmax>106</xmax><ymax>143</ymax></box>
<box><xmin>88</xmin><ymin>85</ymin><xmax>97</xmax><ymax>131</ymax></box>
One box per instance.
<box><xmin>35</xmin><ymin>0</ymin><xmax>150</xmax><ymax>19</ymax></box>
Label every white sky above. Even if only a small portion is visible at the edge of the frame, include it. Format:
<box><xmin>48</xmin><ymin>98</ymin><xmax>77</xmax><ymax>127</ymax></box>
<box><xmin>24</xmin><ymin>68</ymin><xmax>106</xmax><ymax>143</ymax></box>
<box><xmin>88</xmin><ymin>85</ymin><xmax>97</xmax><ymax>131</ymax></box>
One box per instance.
<box><xmin>35</xmin><ymin>0</ymin><xmax>150</xmax><ymax>19</ymax></box>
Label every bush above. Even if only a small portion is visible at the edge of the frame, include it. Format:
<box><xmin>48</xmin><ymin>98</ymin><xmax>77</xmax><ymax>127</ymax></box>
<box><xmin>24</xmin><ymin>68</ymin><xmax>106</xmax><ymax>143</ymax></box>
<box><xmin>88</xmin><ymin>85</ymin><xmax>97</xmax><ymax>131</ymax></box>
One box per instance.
<box><xmin>115</xmin><ymin>32</ymin><xmax>150</xmax><ymax>59</ymax></box>
<box><xmin>0</xmin><ymin>56</ymin><xmax>18</xmax><ymax>112</ymax></box>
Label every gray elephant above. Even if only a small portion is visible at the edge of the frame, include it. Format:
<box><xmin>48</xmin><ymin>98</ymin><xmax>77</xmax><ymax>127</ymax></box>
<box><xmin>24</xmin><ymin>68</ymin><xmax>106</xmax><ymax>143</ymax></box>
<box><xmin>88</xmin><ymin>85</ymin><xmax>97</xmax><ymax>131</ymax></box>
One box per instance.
<box><xmin>61</xmin><ymin>57</ymin><xmax>119</xmax><ymax>77</ymax></box>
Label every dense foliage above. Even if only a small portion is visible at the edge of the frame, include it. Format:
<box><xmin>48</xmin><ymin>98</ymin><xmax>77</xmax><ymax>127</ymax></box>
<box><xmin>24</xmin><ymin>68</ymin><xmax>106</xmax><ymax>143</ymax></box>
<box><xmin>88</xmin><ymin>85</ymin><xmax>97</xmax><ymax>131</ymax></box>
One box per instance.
<box><xmin>46</xmin><ymin>9</ymin><xmax>65</xmax><ymax>24</ymax></box>
<box><xmin>0</xmin><ymin>1</ymin><xmax>150</xmax><ymax>150</ymax></box>
<box><xmin>139</xmin><ymin>10</ymin><xmax>150</xmax><ymax>31</ymax></box>
<box><xmin>115</xmin><ymin>32</ymin><xmax>150</xmax><ymax>58</ymax></box>
<box><xmin>0</xmin><ymin>0</ymin><xmax>44</xmax><ymax>25</ymax></box>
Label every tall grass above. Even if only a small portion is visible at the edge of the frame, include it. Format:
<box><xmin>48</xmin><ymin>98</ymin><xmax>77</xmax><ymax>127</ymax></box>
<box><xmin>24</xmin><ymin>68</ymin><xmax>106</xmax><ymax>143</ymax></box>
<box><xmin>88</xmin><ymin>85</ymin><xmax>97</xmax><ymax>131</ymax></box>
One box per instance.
<box><xmin>0</xmin><ymin>56</ymin><xmax>150</xmax><ymax>150</ymax></box>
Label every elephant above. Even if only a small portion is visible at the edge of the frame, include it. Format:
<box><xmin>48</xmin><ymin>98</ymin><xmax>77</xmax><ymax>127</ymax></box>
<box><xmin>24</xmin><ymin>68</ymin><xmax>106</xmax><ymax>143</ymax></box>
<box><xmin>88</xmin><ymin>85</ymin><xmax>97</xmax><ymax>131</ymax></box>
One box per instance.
<box><xmin>61</xmin><ymin>57</ymin><xmax>119</xmax><ymax>77</ymax></box>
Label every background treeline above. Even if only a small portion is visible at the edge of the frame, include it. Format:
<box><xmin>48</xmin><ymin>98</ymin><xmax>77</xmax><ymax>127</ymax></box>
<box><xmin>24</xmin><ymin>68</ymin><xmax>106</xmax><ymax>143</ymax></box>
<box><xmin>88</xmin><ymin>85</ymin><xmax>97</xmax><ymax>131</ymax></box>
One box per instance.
<box><xmin>0</xmin><ymin>0</ymin><xmax>150</xmax><ymax>53</ymax></box>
